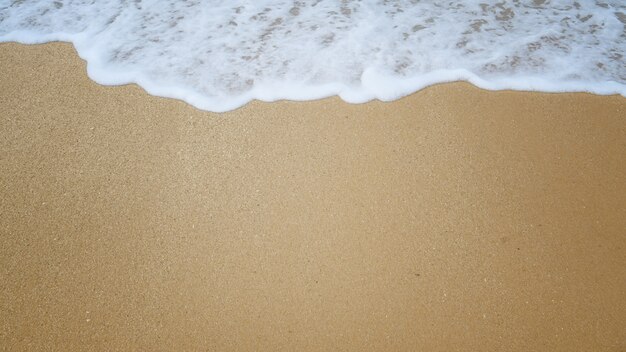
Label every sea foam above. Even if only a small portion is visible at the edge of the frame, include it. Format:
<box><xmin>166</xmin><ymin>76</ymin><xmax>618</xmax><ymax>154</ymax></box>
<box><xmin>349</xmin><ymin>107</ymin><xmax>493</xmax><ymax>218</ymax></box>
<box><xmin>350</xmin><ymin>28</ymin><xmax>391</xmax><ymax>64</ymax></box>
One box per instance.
<box><xmin>1</xmin><ymin>0</ymin><xmax>624</xmax><ymax>112</ymax></box>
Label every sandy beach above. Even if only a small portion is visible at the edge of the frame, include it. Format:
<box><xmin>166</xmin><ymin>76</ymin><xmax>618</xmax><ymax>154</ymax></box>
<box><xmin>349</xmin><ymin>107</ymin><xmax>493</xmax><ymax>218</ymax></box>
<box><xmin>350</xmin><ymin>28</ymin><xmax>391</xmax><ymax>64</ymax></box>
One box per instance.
<box><xmin>1</xmin><ymin>42</ymin><xmax>625</xmax><ymax>351</ymax></box>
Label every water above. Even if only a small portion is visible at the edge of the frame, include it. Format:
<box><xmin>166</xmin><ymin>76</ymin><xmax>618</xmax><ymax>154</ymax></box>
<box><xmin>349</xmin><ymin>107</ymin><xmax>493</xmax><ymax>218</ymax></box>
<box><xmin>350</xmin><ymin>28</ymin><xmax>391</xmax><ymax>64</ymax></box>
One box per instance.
<box><xmin>1</xmin><ymin>0</ymin><xmax>624</xmax><ymax>112</ymax></box>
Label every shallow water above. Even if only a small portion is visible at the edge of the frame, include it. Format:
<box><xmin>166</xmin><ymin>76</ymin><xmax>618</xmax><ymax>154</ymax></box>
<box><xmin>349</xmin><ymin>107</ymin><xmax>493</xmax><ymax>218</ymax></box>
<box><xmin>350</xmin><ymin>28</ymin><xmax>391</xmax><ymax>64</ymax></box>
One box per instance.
<box><xmin>1</xmin><ymin>0</ymin><xmax>624</xmax><ymax>111</ymax></box>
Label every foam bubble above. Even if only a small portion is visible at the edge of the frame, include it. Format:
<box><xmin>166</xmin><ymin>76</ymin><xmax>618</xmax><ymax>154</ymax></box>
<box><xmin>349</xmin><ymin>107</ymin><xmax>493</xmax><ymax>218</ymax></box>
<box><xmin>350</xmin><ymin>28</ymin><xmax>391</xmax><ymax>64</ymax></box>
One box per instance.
<box><xmin>1</xmin><ymin>0</ymin><xmax>624</xmax><ymax>112</ymax></box>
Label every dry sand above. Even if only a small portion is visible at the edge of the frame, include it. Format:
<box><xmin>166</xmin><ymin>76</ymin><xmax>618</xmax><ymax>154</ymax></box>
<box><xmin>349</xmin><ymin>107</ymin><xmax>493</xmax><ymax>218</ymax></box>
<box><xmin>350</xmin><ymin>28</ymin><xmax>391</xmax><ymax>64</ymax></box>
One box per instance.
<box><xmin>1</xmin><ymin>42</ymin><xmax>625</xmax><ymax>351</ymax></box>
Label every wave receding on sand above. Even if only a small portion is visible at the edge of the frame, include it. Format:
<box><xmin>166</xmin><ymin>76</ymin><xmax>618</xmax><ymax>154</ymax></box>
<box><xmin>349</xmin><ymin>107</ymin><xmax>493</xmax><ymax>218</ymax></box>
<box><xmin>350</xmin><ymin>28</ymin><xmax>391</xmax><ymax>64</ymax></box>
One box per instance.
<box><xmin>1</xmin><ymin>0</ymin><xmax>625</xmax><ymax>112</ymax></box>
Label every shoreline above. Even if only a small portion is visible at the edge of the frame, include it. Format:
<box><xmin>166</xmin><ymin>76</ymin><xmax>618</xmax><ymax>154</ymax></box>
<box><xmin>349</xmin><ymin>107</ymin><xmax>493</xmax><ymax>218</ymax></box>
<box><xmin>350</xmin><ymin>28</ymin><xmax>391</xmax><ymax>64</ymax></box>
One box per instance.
<box><xmin>3</xmin><ymin>40</ymin><xmax>625</xmax><ymax>113</ymax></box>
<box><xmin>1</xmin><ymin>42</ymin><xmax>625</xmax><ymax>351</ymax></box>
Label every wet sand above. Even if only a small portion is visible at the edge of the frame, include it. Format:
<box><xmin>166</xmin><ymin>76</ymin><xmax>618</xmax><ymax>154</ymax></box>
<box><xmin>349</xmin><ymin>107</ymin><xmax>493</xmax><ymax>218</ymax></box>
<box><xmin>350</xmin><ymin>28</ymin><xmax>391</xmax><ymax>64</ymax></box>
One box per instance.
<box><xmin>1</xmin><ymin>42</ymin><xmax>625</xmax><ymax>351</ymax></box>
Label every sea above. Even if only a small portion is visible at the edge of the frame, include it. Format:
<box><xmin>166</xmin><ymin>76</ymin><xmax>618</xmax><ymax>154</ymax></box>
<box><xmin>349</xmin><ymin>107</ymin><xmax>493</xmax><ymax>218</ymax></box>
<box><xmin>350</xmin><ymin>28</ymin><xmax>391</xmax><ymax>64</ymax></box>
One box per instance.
<box><xmin>1</xmin><ymin>0</ymin><xmax>624</xmax><ymax>112</ymax></box>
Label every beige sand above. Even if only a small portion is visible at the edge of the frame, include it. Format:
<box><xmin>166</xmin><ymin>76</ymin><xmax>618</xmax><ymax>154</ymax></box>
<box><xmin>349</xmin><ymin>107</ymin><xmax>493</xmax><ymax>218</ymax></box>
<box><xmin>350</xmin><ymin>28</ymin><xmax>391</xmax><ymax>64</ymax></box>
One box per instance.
<box><xmin>1</xmin><ymin>42</ymin><xmax>625</xmax><ymax>351</ymax></box>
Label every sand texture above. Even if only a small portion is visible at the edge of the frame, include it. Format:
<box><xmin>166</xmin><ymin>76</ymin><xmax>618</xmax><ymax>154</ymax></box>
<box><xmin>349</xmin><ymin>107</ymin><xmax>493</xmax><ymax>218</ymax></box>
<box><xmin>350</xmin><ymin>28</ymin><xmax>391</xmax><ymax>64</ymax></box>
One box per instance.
<box><xmin>1</xmin><ymin>42</ymin><xmax>625</xmax><ymax>351</ymax></box>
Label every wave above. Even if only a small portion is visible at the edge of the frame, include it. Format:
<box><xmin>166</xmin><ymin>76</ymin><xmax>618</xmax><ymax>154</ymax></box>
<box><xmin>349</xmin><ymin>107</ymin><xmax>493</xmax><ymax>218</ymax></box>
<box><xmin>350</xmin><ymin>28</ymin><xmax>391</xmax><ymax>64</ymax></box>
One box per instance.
<box><xmin>1</xmin><ymin>0</ymin><xmax>624</xmax><ymax>112</ymax></box>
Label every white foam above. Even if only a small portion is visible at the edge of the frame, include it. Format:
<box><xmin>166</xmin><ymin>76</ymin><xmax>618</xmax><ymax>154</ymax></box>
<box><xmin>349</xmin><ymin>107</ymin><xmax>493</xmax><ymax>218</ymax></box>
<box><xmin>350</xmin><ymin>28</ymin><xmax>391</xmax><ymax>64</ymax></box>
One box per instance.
<box><xmin>1</xmin><ymin>0</ymin><xmax>624</xmax><ymax>112</ymax></box>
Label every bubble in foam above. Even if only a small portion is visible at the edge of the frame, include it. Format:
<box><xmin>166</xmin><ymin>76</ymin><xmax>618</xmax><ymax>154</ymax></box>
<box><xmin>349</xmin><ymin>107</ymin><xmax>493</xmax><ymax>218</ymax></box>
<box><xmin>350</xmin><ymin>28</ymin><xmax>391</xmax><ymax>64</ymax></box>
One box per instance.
<box><xmin>0</xmin><ymin>0</ymin><xmax>624</xmax><ymax>112</ymax></box>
